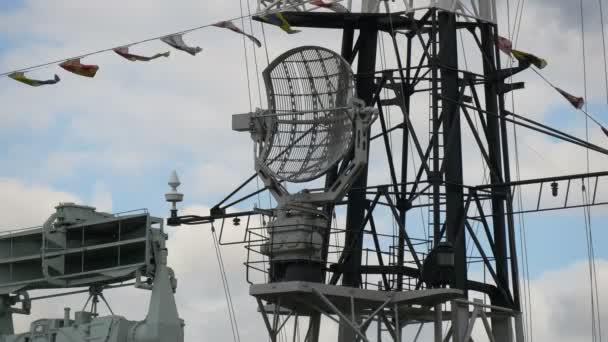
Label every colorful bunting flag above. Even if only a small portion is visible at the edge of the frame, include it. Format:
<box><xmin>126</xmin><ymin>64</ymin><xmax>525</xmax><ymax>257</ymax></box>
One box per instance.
<box><xmin>8</xmin><ymin>72</ymin><xmax>60</xmax><ymax>87</ymax></box>
<box><xmin>60</xmin><ymin>59</ymin><xmax>99</xmax><ymax>78</ymax></box>
<box><xmin>496</xmin><ymin>36</ymin><xmax>513</xmax><ymax>55</ymax></box>
<box><xmin>258</xmin><ymin>12</ymin><xmax>301</xmax><ymax>34</ymax></box>
<box><xmin>311</xmin><ymin>0</ymin><xmax>349</xmax><ymax>13</ymax></box>
<box><xmin>114</xmin><ymin>46</ymin><xmax>170</xmax><ymax>62</ymax></box>
<box><xmin>161</xmin><ymin>34</ymin><xmax>202</xmax><ymax>56</ymax></box>
<box><xmin>555</xmin><ymin>87</ymin><xmax>585</xmax><ymax>110</ymax></box>
<box><xmin>213</xmin><ymin>21</ymin><xmax>262</xmax><ymax>48</ymax></box>
<box><xmin>511</xmin><ymin>49</ymin><xmax>548</xmax><ymax>69</ymax></box>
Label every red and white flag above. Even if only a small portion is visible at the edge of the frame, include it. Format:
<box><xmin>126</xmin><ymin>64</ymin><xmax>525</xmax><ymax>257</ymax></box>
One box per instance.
<box><xmin>60</xmin><ymin>59</ymin><xmax>99</xmax><ymax>78</ymax></box>
<box><xmin>213</xmin><ymin>21</ymin><xmax>262</xmax><ymax>48</ymax></box>
<box><xmin>311</xmin><ymin>0</ymin><xmax>349</xmax><ymax>13</ymax></box>
<box><xmin>496</xmin><ymin>36</ymin><xmax>513</xmax><ymax>55</ymax></box>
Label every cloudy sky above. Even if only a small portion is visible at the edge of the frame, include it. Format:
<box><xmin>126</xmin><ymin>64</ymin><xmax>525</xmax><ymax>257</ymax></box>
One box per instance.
<box><xmin>0</xmin><ymin>0</ymin><xmax>607</xmax><ymax>341</ymax></box>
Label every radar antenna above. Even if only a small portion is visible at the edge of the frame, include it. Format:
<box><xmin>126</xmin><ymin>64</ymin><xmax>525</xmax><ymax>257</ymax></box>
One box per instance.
<box><xmin>232</xmin><ymin>46</ymin><xmax>376</xmax><ymax>281</ymax></box>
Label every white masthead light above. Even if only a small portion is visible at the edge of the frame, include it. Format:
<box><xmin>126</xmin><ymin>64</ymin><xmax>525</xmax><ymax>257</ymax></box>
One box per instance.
<box><xmin>165</xmin><ymin>170</ymin><xmax>184</xmax><ymax>214</ymax></box>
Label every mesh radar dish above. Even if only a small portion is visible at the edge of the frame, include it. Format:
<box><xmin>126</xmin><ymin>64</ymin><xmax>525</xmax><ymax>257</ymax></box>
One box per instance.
<box><xmin>257</xmin><ymin>46</ymin><xmax>356</xmax><ymax>183</ymax></box>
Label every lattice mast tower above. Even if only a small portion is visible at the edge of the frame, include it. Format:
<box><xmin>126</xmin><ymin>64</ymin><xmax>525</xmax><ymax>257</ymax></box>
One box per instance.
<box><xmin>250</xmin><ymin>1</ymin><xmax>520</xmax><ymax>341</ymax></box>
<box><xmin>168</xmin><ymin>0</ymin><xmax>585</xmax><ymax>341</ymax></box>
<box><xmin>270</xmin><ymin>0</ymin><xmax>519</xmax><ymax>340</ymax></box>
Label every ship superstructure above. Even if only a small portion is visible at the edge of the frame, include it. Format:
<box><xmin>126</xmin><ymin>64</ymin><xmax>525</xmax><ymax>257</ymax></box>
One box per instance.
<box><xmin>0</xmin><ymin>203</ymin><xmax>183</xmax><ymax>342</ymax></box>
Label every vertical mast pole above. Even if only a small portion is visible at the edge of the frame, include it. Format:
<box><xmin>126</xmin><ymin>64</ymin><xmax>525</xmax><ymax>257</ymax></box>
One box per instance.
<box><xmin>438</xmin><ymin>10</ymin><xmax>465</xmax><ymax>295</ymax></box>
<box><xmin>319</xmin><ymin>21</ymin><xmax>356</xmax><ymax>342</ymax></box>
<box><xmin>480</xmin><ymin>19</ymin><xmax>513</xmax><ymax>342</ymax></box>
<box><xmin>480</xmin><ymin>0</ymin><xmax>521</xmax><ymax>341</ymax></box>
<box><xmin>342</xmin><ymin>19</ymin><xmax>378</xmax><ymax>290</ymax></box>
<box><xmin>340</xmin><ymin>17</ymin><xmax>378</xmax><ymax>342</ymax></box>
<box><xmin>437</xmin><ymin>10</ymin><xmax>468</xmax><ymax>342</ymax></box>
<box><xmin>431</xmin><ymin>10</ymin><xmax>442</xmax><ymax>248</ymax></box>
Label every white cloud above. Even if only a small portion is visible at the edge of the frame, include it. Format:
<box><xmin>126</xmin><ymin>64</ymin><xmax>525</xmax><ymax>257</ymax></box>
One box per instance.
<box><xmin>1</xmin><ymin>1</ymin><xmax>608</xmax><ymax>341</ymax></box>
<box><xmin>90</xmin><ymin>181</ymin><xmax>113</xmax><ymax>212</ymax></box>
<box><xmin>0</xmin><ymin>178</ymin><xmax>80</xmax><ymax>230</ymax></box>
<box><xmin>0</xmin><ymin>178</ymin><xmax>118</xmax><ymax>231</ymax></box>
<box><xmin>525</xmin><ymin>260</ymin><xmax>608</xmax><ymax>342</ymax></box>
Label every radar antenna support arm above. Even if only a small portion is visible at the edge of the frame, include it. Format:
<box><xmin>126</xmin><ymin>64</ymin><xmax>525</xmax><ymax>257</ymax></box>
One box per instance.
<box><xmin>289</xmin><ymin>101</ymin><xmax>377</xmax><ymax>205</ymax></box>
<box><xmin>236</xmin><ymin>101</ymin><xmax>377</xmax><ymax>206</ymax></box>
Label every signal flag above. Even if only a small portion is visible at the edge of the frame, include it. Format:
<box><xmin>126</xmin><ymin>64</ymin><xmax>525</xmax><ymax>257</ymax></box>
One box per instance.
<box><xmin>8</xmin><ymin>72</ymin><xmax>60</xmax><ymax>87</ymax></box>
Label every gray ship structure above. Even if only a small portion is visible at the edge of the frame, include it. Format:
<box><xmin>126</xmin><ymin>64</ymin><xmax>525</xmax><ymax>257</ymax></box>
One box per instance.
<box><xmin>0</xmin><ymin>203</ymin><xmax>183</xmax><ymax>342</ymax></box>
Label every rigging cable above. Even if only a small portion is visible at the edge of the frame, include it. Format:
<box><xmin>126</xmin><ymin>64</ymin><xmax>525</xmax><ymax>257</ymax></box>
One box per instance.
<box><xmin>0</xmin><ymin>0</ymin><xmax>328</xmax><ymax>77</ymax></box>
<box><xmin>238</xmin><ymin>0</ymin><xmax>255</xmax><ymax>112</ymax></box>
<box><xmin>244</xmin><ymin>0</ymin><xmax>266</xmax><ymax>108</ymax></box>
<box><xmin>510</xmin><ymin>0</ymin><xmax>526</xmax><ymax>46</ymax></box>
<box><xmin>260</xmin><ymin>15</ymin><xmax>273</xmax><ymax>240</ymax></box>
<box><xmin>506</xmin><ymin>0</ymin><xmax>533</xmax><ymax>340</ymax></box>
<box><xmin>595</xmin><ymin>0</ymin><xmax>607</xmax><ymax>336</ymax></box>
<box><xmin>530</xmin><ymin>68</ymin><xmax>607</xmax><ymax>132</ymax></box>
<box><xmin>260</xmin><ymin>22</ymin><xmax>271</xmax><ymax>66</ymax></box>
<box><xmin>599</xmin><ymin>0</ymin><xmax>608</xmax><ymax>106</ymax></box>
<box><xmin>580</xmin><ymin>2</ymin><xmax>595</xmax><ymax>341</ymax></box>
<box><xmin>243</xmin><ymin>0</ymin><xmax>272</xmax><ymax>285</ymax></box>
<box><xmin>579</xmin><ymin>0</ymin><xmax>602</xmax><ymax>340</ymax></box>
<box><xmin>211</xmin><ymin>224</ymin><xmax>241</xmax><ymax>342</ymax></box>
<box><xmin>582</xmin><ymin>178</ymin><xmax>602</xmax><ymax>342</ymax></box>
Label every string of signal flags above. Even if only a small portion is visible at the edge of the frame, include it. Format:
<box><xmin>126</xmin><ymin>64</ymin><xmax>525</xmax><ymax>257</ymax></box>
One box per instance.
<box><xmin>1</xmin><ymin>2</ymin><xmax>605</xmax><ymax>139</ymax></box>
<box><xmin>497</xmin><ymin>36</ymin><xmax>608</xmax><ymax>138</ymax></box>
<box><xmin>1</xmin><ymin>0</ymin><xmax>347</xmax><ymax>87</ymax></box>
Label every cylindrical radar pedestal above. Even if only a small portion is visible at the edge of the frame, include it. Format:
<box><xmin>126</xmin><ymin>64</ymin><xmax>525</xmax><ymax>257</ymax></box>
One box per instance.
<box><xmin>262</xmin><ymin>205</ymin><xmax>328</xmax><ymax>283</ymax></box>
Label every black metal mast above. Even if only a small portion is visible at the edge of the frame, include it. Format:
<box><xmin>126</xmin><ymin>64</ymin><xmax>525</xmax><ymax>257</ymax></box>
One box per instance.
<box><xmin>169</xmin><ymin>4</ymin><xmax>608</xmax><ymax>341</ymax></box>
<box><xmin>342</xmin><ymin>17</ymin><xmax>379</xmax><ymax>289</ymax></box>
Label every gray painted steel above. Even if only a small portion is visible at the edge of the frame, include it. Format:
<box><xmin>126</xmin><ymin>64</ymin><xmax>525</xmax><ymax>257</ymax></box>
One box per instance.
<box><xmin>0</xmin><ymin>204</ymin><xmax>156</xmax><ymax>295</ymax></box>
<box><xmin>0</xmin><ymin>204</ymin><xmax>184</xmax><ymax>342</ymax></box>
